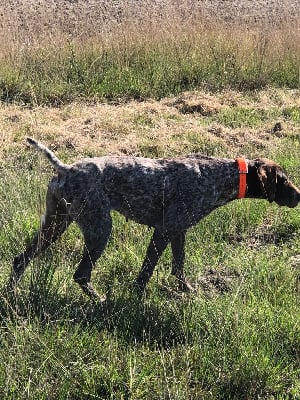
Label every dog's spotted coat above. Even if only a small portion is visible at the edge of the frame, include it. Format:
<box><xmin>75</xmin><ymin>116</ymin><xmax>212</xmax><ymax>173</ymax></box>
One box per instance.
<box><xmin>11</xmin><ymin>138</ymin><xmax>300</xmax><ymax>300</ymax></box>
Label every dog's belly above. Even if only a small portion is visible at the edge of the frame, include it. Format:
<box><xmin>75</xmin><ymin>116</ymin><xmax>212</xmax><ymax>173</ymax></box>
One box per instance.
<box><xmin>111</xmin><ymin>193</ymin><xmax>164</xmax><ymax>227</ymax></box>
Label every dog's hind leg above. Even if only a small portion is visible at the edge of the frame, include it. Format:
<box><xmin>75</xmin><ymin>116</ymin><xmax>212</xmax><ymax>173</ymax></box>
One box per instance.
<box><xmin>11</xmin><ymin>189</ymin><xmax>71</xmax><ymax>286</ymax></box>
<box><xmin>73</xmin><ymin>212</ymin><xmax>112</xmax><ymax>301</ymax></box>
<box><xmin>134</xmin><ymin>229</ymin><xmax>169</xmax><ymax>292</ymax></box>
<box><xmin>171</xmin><ymin>231</ymin><xmax>193</xmax><ymax>292</ymax></box>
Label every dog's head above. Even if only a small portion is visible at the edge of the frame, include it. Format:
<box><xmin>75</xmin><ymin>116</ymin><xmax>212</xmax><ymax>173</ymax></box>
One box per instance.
<box><xmin>255</xmin><ymin>159</ymin><xmax>300</xmax><ymax>208</ymax></box>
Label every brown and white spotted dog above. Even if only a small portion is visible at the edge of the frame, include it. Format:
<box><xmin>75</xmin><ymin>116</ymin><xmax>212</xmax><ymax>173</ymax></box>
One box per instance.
<box><xmin>10</xmin><ymin>138</ymin><xmax>300</xmax><ymax>300</ymax></box>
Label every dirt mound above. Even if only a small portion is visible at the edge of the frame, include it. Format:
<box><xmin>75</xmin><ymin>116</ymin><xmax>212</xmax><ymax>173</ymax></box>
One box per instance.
<box><xmin>168</xmin><ymin>92</ymin><xmax>223</xmax><ymax>116</ymax></box>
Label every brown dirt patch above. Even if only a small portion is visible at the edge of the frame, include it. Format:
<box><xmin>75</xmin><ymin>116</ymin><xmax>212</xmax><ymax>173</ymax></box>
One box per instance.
<box><xmin>198</xmin><ymin>267</ymin><xmax>241</xmax><ymax>297</ymax></box>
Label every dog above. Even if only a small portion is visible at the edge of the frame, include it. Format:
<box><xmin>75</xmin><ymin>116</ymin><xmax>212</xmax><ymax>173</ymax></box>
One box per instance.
<box><xmin>11</xmin><ymin>137</ymin><xmax>300</xmax><ymax>300</ymax></box>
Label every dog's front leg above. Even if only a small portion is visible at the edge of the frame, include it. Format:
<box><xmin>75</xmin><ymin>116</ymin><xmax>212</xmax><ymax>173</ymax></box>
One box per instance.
<box><xmin>134</xmin><ymin>229</ymin><xmax>169</xmax><ymax>292</ymax></box>
<box><xmin>171</xmin><ymin>231</ymin><xmax>194</xmax><ymax>292</ymax></box>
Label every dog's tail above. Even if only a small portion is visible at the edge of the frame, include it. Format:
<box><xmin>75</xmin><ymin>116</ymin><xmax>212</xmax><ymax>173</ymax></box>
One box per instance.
<box><xmin>27</xmin><ymin>137</ymin><xmax>69</xmax><ymax>174</ymax></box>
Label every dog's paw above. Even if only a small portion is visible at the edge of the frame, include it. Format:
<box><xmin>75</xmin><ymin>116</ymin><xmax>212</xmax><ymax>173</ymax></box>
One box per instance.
<box><xmin>77</xmin><ymin>280</ymin><xmax>106</xmax><ymax>303</ymax></box>
<box><xmin>178</xmin><ymin>278</ymin><xmax>195</xmax><ymax>293</ymax></box>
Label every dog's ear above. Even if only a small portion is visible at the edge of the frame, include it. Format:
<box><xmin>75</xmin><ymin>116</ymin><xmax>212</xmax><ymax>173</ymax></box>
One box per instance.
<box><xmin>257</xmin><ymin>164</ymin><xmax>278</xmax><ymax>202</ymax></box>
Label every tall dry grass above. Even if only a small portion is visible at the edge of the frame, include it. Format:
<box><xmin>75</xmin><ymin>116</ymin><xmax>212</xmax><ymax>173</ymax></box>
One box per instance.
<box><xmin>0</xmin><ymin>0</ymin><xmax>299</xmax><ymax>104</ymax></box>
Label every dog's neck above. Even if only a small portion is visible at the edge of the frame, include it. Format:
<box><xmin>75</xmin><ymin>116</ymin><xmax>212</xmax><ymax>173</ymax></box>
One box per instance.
<box><xmin>245</xmin><ymin>160</ymin><xmax>266</xmax><ymax>199</ymax></box>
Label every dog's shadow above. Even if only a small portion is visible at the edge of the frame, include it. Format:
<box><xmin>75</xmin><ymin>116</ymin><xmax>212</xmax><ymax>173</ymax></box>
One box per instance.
<box><xmin>0</xmin><ymin>284</ymin><xmax>191</xmax><ymax>347</ymax></box>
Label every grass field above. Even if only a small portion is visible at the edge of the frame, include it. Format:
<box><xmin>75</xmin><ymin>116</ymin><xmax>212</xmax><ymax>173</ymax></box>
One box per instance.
<box><xmin>1</xmin><ymin>1</ymin><xmax>300</xmax><ymax>399</ymax></box>
<box><xmin>1</xmin><ymin>88</ymin><xmax>300</xmax><ymax>399</ymax></box>
<box><xmin>0</xmin><ymin>0</ymin><xmax>300</xmax><ymax>104</ymax></box>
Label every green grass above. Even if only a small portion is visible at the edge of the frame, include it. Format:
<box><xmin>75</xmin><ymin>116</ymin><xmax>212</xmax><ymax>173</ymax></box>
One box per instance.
<box><xmin>0</xmin><ymin>126</ymin><xmax>300</xmax><ymax>399</ymax></box>
<box><xmin>1</xmin><ymin>43</ymin><xmax>299</xmax><ymax>106</ymax></box>
<box><xmin>1</xmin><ymin>19</ymin><xmax>300</xmax><ymax>106</ymax></box>
<box><xmin>283</xmin><ymin>106</ymin><xmax>300</xmax><ymax>124</ymax></box>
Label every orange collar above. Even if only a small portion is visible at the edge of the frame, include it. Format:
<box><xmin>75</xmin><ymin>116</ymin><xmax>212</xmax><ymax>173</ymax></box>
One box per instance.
<box><xmin>236</xmin><ymin>158</ymin><xmax>248</xmax><ymax>199</ymax></box>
